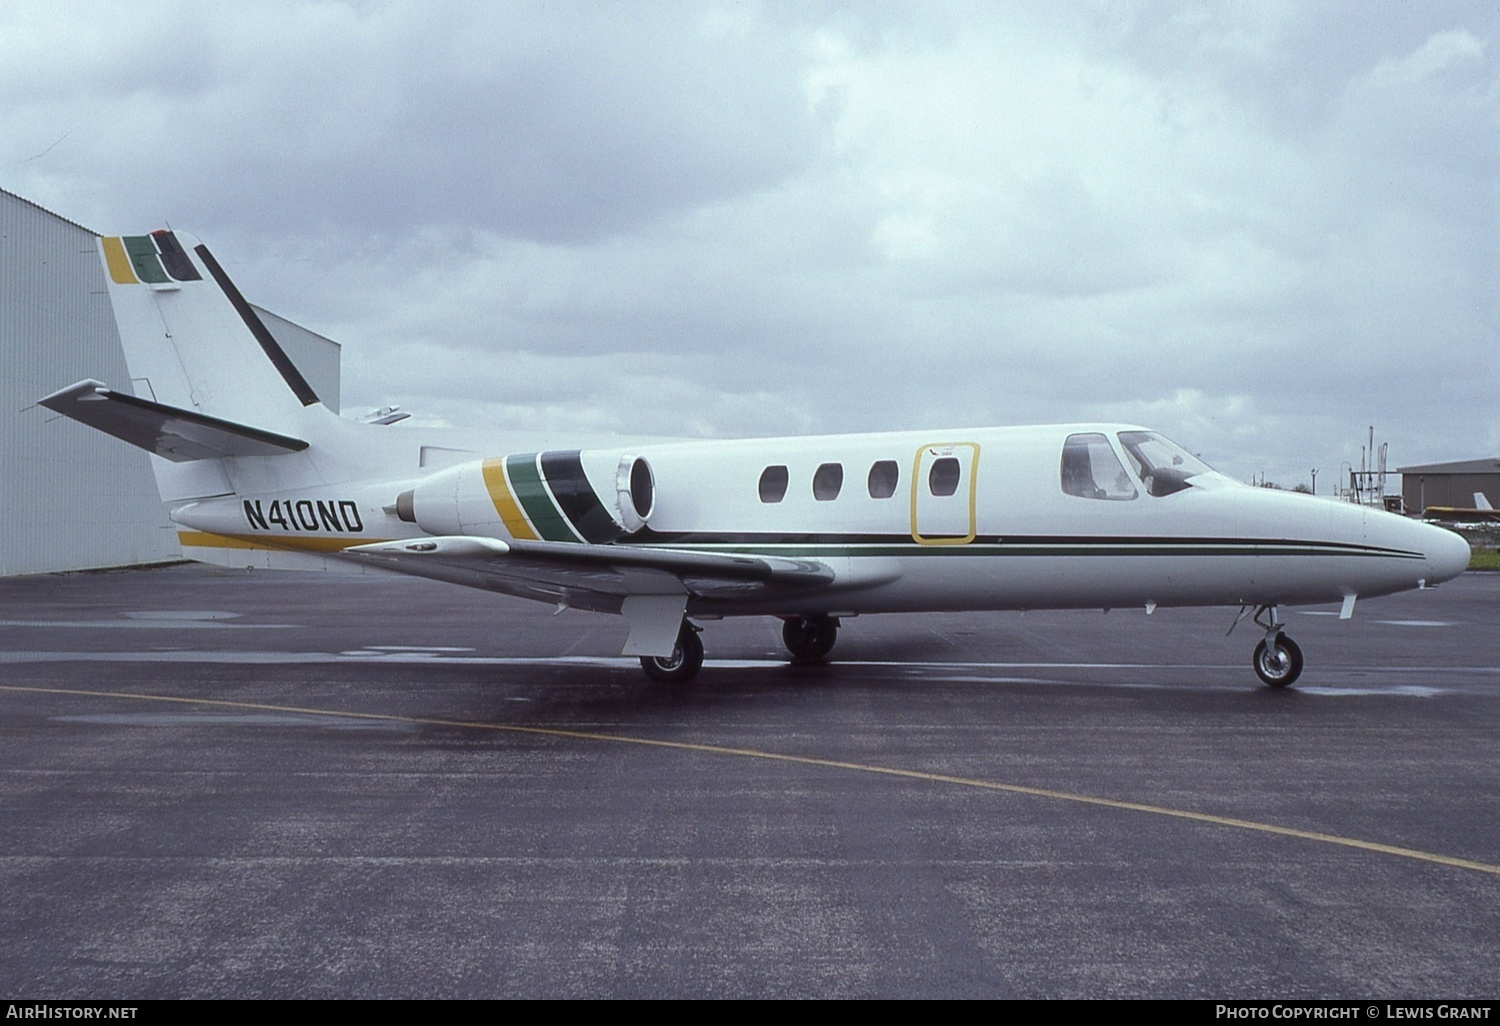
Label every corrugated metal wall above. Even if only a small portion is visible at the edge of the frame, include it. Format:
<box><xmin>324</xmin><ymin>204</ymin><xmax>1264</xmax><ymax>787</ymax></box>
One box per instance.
<box><xmin>1403</xmin><ymin>473</ymin><xmax>1500</xmax><ymax>513</ymax></box>
<box><xmin>0</xmin><ymin>191</ymin><xmax>178</xmax><ymax>575</ymax></box>
<box><xmin>1</xmin><ymin>189</ymin><xmax>342</xmax><ymax>576</ymax></box>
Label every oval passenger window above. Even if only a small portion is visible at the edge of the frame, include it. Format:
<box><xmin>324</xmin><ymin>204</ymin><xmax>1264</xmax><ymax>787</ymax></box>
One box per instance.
<box><xmin>929</xmin><ymin>457</ymin><xmax>961</xmax><ymax>497</ymax></box>
<box><xmin>813</xmin><ymin>462</ymin><xmax>844</xmax><ymax>501</ymax></box>
<box><xmin>758</xmin><ymin>465</ymin><xmax>789</xmax><ymax>503</ymax></box>
<box><xmin>867</xmin><ymin>460</ymin><xmax>898</xmax><ymax>499</ymax></box>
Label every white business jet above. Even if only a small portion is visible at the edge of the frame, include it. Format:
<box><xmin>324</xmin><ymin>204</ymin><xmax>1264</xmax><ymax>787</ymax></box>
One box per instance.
<box><xmin>40</xmin><ymin>231</ymin><xmax>1471</xmax><ymax>688</ymax></box>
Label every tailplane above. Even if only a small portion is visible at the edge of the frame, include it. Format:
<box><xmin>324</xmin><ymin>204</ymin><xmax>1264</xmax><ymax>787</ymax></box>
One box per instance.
<box><xmin>37</xmin><ymin>379</ymin><xmax>308</xmax><ymax>462</ymax></box>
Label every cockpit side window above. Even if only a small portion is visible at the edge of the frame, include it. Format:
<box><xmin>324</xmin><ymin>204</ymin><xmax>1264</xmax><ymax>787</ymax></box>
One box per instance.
<box><xmin>1061</xmin><ymin>433</ymin><xmax>1138</xmax><ymax>500</ymax></box>
<box><xmin>1117</xmin><ymin>431</ymin><xmax>1213</xmax><ymax>497</ymax></box>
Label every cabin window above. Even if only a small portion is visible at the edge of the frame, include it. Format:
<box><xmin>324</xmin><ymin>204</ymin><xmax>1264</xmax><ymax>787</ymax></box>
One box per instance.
<box><xmin>759</xmin><ymin>465</ymin><xmax>789</xmax><ymax>503</ymax></box>
<box><xmin>867</xmin><ymin>460</ymin><xmax>899</xmax><ymax>499</ymax></box>
<box><xmin>813</xmin><ymin>462</ymin><xmax>844</xmax><ymax>501</ymax></box>
<box><xmin>1061</xmin><ymin>433</ymin><xmax>1138</xmax><ymax>500</ymax></box>
<box><xmin>928</xmin><ymin>457</ymin><xmax>961</xmax><ymax>497</ymax></box>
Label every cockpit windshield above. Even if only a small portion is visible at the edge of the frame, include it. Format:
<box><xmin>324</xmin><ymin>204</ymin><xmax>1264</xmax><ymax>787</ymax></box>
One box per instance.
<box><xmin>1117</xmin><ymin>431</ymin><xmax>1215</xmax><ymax>497</ymax></box>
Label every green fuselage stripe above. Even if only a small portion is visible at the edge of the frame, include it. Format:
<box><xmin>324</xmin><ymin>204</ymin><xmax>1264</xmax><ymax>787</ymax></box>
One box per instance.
<box><xmin>505</xmin><ymin>454</ymin><xmax>577</xmax><ymax>542</ymax></box>
<box><xmin>622</xmin><ymin>537</ymin><xmax>1423</xmax><ymax>560</ymax></box>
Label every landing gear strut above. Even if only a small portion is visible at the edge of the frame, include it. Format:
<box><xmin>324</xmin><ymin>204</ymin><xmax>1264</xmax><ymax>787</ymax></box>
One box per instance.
<box><xmin>640</xmin><ymin>621</ymin><xmax>704</xmax><ymax>684</ymax></box>
<box><xmin>1250</xmin><ymin>605</ymin><xmax>1303</xmax><ymax>688</ymax></box>
<box><xmin>782</xmin><ymin>615</ymin><xmax>839</xmax><ymax>662</ymax></box>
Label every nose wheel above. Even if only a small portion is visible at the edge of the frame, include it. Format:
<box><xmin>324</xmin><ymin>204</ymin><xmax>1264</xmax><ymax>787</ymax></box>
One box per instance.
<box><xmin>1248</xmin><ymin>605</ymin><xmax>1303</xmax><ymax>688</ymax></box>
<box><xmin>1253</xmin><ymin>634</ymin><xmax>1303</xmax><ymax>687</ymax></box>
<box><xmin>640</xmin><ymin>621</ymin><xmax>704</xmax><ymax>683</ymax></box>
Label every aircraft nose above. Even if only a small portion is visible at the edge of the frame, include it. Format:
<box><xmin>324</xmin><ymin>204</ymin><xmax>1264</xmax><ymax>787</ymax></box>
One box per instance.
<box><xmin>1425</xmin><ymin>525</ymin><xmax>1471</xmax><ymax>585</ymax></box>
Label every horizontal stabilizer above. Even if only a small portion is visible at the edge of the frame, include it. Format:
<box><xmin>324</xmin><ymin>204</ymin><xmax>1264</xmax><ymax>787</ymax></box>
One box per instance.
<box><xmin>37</xmin><ymin>379</ymin><xmax>308</xmax><ymax>462</ymax></box>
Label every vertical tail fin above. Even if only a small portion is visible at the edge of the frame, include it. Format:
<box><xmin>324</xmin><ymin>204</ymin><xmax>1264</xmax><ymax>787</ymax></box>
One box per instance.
<box><xmin>40</xmin><ymin>230</ymin><xmax>405</xmax><ymax>572</ymax></box>
<box><xmin>99</xmin><ymin>230</ymin><xmax>321</xmax><ymax>436</ymax></box>
<box><xmin>92</xmin><ymin>230</ymin><xmax>356</xmax><ymax>503</ymax></box>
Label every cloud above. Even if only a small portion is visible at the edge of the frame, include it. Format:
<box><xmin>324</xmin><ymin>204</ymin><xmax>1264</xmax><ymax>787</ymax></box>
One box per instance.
<box><xmin>1368</xmin><ymin>27</ymin><xmax>1486</xmax><ymax>85</ymax></box>
<box><xmin>1</xmin><ymin>1</ymin><xmax>1494</xmax><ymax>489</ymax></box>
<box><xmin>3</xmin><ymin>1</ymin><xmax>824</xmax><ymax>242</ymax></box>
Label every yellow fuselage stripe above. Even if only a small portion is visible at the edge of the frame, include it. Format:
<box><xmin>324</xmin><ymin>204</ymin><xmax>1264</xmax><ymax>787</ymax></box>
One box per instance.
<box><xmin>177</xmin><ymin>530</ymin><xmax>389</xmax><ymax>553</ymax></box>
<box><xmin>482</xmin><ymin>458</ymin><xmax>539</xmax><ymax>540</ymax></box>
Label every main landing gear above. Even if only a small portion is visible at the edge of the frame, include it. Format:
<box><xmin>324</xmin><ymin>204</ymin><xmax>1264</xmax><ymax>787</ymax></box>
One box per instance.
<box><xmin>1248</xmin><ymin>604</ymin><xmax>1303</xmax><ymax>688</ymax></box>
<box><xmin>639</xmin><ymin>620</ymin><xmax>704</xmax><ymax>684</ymax></box>
<box><xmin>782</xmin><ymin>615</ymin><xmax>839</xmax><ymax>662</ymax></box>
<box><xmin>640</xmin><ymin>614</ymin><xmax>843</xmax><ymax>684</ymax></box>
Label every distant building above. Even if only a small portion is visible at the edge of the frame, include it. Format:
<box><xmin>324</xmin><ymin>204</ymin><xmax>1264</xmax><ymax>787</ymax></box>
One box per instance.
<box><xmin>1397</xmin><ymin>458</ymin><xmax>1500</xmax><ymax>514</ymax></box>
<box><xmin>0</xmin><ymin>187</ymin><xmax>340</xmax><ymax>576</ymax></box>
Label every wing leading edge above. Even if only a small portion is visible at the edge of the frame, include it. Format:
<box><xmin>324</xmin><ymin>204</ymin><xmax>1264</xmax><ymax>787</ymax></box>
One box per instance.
<box><xmin>343</xmin><ymin>535</ymin><xmax>833</xmax><ymax>598</ymax></box>
<box><xmin>342</xmin><ymin>536</ymin><xmax>835</xmax><ymax>656</ymax></box>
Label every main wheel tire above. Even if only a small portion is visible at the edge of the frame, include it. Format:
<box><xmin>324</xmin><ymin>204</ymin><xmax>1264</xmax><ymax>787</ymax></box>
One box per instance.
<box><xmin>1253</xmin><ymin>634</ymin><xmax>1304</xmax><ymax>688</ymax></box>
<box><xmin>640</xmin><ymin>626</ymin><xmax>704</xmax><ymax>684</ymax></box>
<box><xmin>782</xmin><ymin>616</ymin><xmax>838</xmax><ymax>661</ymax></box>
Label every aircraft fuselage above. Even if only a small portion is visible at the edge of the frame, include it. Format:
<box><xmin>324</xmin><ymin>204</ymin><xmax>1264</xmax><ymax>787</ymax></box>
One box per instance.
<box><xmin>170</xmin><ymin>422</ymin><xmax>1470</xmax><ymax>621</ymax></box>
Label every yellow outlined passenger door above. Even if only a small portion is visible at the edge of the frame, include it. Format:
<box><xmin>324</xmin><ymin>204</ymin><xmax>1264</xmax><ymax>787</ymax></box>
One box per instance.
<box><xmin>911</xmin><ymin>442</ymin><xmax>979</xmax><ymax>544</ymax></box>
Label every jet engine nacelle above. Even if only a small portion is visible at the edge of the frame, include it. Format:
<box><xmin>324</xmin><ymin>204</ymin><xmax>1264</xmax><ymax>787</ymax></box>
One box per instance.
<box><xmin>398</xmin><ymin>450</ymin><xmax>655</xmax><ymax>543</ymax></box>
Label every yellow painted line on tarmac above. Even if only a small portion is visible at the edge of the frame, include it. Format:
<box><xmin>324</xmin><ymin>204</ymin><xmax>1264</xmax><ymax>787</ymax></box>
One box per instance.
<box><xmin>5</xmin><ymin>682</ymin><xmax>1499</xmax><ymax>878</ymax></box>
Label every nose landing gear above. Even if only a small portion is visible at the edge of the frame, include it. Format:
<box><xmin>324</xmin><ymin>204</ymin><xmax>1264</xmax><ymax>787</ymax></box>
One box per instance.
<box><xmin>1249</xmin><ymin>605</ymin><xmax>1303</xmax><ymax>688</ymax></box>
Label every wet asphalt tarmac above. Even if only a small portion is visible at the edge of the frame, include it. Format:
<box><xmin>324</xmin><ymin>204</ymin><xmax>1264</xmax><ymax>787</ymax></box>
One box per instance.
<box><xmin>1</xmin><ymin>564</ymin><xmax>1497</xmax><ymax>998</ymax></box>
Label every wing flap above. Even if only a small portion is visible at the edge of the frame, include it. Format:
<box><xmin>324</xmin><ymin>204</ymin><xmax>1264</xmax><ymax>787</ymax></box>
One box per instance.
<box><xmin>37</xmin><ymin>379</ymin><xmax>308</xmax><ymax>462</ymax></box>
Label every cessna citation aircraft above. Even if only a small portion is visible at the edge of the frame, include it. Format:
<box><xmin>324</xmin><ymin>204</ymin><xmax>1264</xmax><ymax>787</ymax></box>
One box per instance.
<box><xmin>40</xmin><ymin>230</ymin><xmax>1471</xmax><ymax>688</ymax></box>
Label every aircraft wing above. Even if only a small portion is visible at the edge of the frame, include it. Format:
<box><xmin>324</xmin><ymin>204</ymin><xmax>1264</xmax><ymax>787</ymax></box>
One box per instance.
<box><xmin>341</xmin><ymin>536</ymin><xmax>835</xmax><ymax>656</ymax></box>
<box><xmin>37</xmin><ymin>379</ymin><xmax>308</xmax><ymax>462</ymax></box>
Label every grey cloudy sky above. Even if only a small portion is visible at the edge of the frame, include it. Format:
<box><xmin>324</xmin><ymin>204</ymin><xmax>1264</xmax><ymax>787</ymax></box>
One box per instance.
<box><xmin>5</xmin><ymin>1</ymin><xmax>1495</xmax><ymax>489</ymax></box>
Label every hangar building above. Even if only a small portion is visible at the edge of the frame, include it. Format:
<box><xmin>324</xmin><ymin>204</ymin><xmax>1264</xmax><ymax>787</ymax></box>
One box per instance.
<box><xmin>0</xmin><ymin>188</ymin><xmax>341</xmax><ymax>577</ymax></box>
<box><xmin>1397</xmin><ymin>458</ymin><xmax>1500</xmax><ymax>515</ymax></box>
